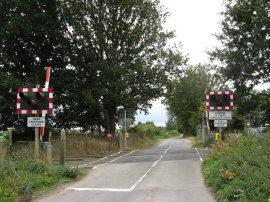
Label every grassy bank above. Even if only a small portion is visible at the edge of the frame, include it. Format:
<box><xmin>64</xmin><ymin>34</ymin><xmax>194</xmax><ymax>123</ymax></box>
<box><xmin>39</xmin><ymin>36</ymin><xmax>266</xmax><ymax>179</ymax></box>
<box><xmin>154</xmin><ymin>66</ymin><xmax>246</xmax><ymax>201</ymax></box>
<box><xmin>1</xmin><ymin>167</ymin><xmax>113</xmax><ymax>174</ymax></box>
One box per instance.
<box><xmin>202</xmin><ymin>132</ymin><xmax>270</xmax><ymax>201</ymax></box>
<box><xmin>0</xmin><ymin>157</ymin><xmax>81</xmax><ymax>202</ymax></box>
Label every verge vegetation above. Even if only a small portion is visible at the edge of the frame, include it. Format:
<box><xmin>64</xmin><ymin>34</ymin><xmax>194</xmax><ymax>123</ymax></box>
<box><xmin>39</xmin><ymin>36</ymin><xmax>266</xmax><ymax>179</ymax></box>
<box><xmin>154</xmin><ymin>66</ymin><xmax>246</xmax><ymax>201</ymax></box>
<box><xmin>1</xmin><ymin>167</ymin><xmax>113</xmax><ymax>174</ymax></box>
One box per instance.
<box><xmin>202</xmin><ymin>132</ymin><xmax>270</xmax><ymax>202</ymax></box>
<box><xmin>0</xmin><ymin>157</ymin><xmax>81</xmax><ymax>202</ymax></box>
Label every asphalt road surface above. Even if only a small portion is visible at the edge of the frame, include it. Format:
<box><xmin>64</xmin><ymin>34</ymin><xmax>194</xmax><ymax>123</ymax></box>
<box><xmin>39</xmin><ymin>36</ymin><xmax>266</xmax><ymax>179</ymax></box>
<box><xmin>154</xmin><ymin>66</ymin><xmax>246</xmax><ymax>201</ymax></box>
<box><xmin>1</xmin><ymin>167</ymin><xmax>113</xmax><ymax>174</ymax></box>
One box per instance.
<box><xmin>35</xmin><ymin>137</ymin><xmax>215</xmax><ymax>202</ymax></box>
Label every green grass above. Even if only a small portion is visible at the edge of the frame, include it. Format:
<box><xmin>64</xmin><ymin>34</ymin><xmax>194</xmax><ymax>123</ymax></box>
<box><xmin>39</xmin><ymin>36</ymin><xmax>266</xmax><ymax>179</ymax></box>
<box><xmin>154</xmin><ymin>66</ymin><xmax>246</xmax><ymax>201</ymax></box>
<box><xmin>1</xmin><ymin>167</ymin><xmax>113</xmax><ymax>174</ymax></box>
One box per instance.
<box><xmin>0</xmin><ymin>157</ymin><xmax>82</xmax><ymax>201</ymax></box>
<box><xmin>202</xmin><ymin>132</ymin><xmax>270</xmax><ymax>202</ymax></box>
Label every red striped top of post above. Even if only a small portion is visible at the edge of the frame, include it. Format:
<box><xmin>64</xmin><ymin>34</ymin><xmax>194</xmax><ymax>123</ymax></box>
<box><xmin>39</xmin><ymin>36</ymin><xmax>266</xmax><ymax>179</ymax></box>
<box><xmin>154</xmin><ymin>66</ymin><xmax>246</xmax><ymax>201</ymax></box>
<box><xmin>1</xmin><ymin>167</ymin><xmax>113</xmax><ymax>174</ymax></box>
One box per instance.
<box><xmin>40</xmin><ymin>67</ymin><xmax>51</xmax><ymax>139</ymax></box>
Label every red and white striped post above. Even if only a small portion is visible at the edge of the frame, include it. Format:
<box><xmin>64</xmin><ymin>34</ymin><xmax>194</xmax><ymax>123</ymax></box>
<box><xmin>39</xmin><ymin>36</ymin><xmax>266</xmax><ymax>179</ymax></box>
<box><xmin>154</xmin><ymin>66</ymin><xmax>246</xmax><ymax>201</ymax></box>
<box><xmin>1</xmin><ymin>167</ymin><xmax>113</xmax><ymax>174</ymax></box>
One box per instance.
<box><xmin>40</xmin><ymin>67</ymin><xmax>51</xmax><ymax>140</ymax></box>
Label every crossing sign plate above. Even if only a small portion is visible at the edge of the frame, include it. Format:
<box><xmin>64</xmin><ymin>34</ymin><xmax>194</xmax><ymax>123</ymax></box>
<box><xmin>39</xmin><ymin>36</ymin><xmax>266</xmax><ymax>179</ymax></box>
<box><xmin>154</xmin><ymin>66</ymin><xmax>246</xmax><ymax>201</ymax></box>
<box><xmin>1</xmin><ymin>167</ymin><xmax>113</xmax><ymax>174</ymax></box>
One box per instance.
<box><xmin>27</xmin><ymin>117</ymin><xmax>45</xmax><ymax>127</ymax></box>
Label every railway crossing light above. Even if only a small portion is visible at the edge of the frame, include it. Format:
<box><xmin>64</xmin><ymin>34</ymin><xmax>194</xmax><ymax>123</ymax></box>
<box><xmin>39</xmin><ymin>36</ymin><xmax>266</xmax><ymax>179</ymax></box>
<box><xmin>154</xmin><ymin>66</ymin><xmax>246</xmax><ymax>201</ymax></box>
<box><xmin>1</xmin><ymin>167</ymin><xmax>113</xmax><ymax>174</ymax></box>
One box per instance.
<box><xmin>205</xmin><ymin>91</ymin><xmax>234</xmax><ymax>110</ymax></box>
<box><xmin>17</xmin><ymin>88</ymin><xmax>53</xmax><ymax>114</ymax></box>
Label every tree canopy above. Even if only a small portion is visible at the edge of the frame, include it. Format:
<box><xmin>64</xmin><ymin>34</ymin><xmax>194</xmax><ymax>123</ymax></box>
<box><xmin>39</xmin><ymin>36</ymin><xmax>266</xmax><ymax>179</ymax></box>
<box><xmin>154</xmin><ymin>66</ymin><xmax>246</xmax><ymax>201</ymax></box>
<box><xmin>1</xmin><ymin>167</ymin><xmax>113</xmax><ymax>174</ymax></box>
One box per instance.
<box><xmin>164</xmin><ymin>65</ymin><xmax>213</xmax><ymax>135</ymax></box>
<box><xmin>0</xmin><ymin>0</ymin><xmax>185</xmax><ymax>132</ymax></box>
<box><xmin>209</xmin><ymin>0</ymin><xmax>270</xmax><ymax>125</ymax></box>
<box><xmin>210</xmin><ymin>0</ymin><xmax>270</xmax><ymax>95</ymax></box>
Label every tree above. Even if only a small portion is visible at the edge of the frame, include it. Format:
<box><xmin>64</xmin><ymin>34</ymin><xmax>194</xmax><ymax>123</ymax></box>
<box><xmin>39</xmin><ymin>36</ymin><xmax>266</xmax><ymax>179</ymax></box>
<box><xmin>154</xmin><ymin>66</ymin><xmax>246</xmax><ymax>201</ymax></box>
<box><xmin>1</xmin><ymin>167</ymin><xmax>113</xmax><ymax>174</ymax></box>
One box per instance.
<box><xmin>0</xmin><ymin>0</ymin><xmax>68</xmax><ymax>130</ymax></box>
<box><xmin>0</xmin><ymin>0</ymin><xmax>185</xmax><ymax>133</ymax></box>
<box><xmin>164</xmin><ymin>65</ymin><xmax>212</xmax><ymax>135</ymax></box>
<box><xmin>209</xmin><ymin>0</ymin><xmax>270</xmax><ymax>99</ymax></box>
<box><xmin>59</xmin><ymin>0</ymin><xmax>185</xmax><ymax>133</ymax></box>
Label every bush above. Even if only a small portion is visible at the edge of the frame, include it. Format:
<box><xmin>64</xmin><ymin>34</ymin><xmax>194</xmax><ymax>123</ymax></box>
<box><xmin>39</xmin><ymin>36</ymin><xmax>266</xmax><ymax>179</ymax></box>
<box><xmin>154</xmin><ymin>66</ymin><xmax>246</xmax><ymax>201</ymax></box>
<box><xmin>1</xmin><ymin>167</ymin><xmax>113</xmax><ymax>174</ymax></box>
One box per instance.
<box><xmin>0</xmin><ymin>157</ymin><xmax>80</xmax><ymax>201</ymax></box>
<box><xmin>0</xmin><ymin>131</ymin><xmax>9</xmax><ymax>144</ymax></box>
<box><xmin>202</xmin><ymin>132</ymin><xmax>270</xmax><ymax>201</ymax></box>
<box><xmin>136</xmin><ymin>122</ymin><xmax>163</xmax><ymax>138</ymax></box>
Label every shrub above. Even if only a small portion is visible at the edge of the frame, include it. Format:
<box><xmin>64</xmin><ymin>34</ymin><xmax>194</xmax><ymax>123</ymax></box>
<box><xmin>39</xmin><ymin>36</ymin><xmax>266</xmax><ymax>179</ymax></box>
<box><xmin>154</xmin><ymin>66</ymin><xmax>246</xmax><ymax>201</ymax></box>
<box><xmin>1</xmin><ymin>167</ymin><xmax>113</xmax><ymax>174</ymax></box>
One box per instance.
<box><xmin>0</xmin><ymin>131</ymin><xmax>9</xmax><ymax>144</ymax></box>
<box><xmin>202</xmin><ymin>133</ymin><xmax>270</xmax><ymax>201</ymax></box>
<box><xmin>0</xmin><ymin>157</ymin><xmax>80</xmax><ymax>201</ymax></box>
<box><xmin>136</xmin><ymin>122</ymin><xmax>162</xmax><ymax>138</ymax></box>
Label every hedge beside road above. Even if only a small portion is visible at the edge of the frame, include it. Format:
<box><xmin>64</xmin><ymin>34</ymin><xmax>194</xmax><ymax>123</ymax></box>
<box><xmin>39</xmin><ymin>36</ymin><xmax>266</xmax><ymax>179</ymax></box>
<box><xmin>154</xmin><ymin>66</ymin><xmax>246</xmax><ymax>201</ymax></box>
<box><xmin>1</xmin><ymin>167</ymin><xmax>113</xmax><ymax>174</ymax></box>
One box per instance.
<box><xmin>202</xmin><ymin>132</ymin><xmax>270</xmax><ymax>202</ymax></box>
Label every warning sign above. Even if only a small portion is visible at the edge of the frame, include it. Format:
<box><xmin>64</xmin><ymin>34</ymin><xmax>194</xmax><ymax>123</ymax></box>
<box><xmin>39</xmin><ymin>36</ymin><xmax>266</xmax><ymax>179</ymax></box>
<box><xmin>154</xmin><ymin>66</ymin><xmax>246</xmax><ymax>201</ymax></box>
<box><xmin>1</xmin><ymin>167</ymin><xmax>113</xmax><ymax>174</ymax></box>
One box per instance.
<box><xmin>27</xmin><ymin>117</ymin><xmax>45</xmax><ymax>127</ymax></box>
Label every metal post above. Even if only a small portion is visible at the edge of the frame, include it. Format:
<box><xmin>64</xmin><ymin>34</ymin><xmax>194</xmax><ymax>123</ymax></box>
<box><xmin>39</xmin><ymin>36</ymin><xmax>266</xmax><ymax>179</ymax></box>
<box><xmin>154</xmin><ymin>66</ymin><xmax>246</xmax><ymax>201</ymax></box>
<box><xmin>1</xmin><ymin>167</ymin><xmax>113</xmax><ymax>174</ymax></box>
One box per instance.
<box><xmin>35</xmin><ymin>123</ymin><xmax>39</xmax><ymax>159</ymax></box>
<box><xmin>35</xmin><ymin>84</ymin><xmax>40</xmax><ymax>159</ymax></box>
<box><xmin>202</xmin><ymin>114</ymin><xmax>205</xmax><ymax>144</ymax></box>
<box><xmin>124</xmin><ymin>109</ymin><xmax>127</xmax><ymax>149</ymax></box>
<box><xmin>219</xmin><ymin>127</ymin><xmax>222</xmax><ymax>141</ymax></box>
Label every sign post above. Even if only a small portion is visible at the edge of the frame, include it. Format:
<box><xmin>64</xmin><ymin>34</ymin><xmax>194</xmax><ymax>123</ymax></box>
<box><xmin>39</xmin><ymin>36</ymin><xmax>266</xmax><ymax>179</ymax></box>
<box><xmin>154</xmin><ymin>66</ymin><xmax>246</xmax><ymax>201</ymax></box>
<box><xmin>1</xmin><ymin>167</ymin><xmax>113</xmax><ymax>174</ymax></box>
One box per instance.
<box><xmin>206</xmin><ymin>91</ymin><xmax>234</xmax><ymax>143</ymax></box>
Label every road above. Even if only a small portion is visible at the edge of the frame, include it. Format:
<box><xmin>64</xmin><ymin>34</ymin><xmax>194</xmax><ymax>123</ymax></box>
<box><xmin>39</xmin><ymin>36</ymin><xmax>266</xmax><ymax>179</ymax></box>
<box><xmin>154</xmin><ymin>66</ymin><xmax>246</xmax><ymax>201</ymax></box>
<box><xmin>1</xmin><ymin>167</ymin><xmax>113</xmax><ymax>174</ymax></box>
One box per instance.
<box><xmin>35</xmin><ymin>137</ymin><xmax>215</xmax><ymax>202</ymax></box>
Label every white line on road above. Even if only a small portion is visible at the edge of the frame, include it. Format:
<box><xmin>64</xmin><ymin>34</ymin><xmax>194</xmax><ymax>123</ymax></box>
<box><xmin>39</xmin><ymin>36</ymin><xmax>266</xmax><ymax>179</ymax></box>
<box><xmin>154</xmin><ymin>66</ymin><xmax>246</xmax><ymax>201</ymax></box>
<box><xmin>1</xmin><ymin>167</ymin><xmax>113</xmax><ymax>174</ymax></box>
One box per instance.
<box><xmin>129</xmin><ymin>146</ymin><xmax>171</xmax><ymax>191</ymax></box>
<box><xmin>69</xmin><ymin>147</ymin><xmax>171</xmax><ymax>192</ymax></box>
<box><xmin>109</xmin><ymin>150</ymin><xmax>137</xmax><ymax>163</ymax></box>
<box><xmin>195</xmin><ymin>148</ymin><xmax>203</xmax><ymax>162</ymax></box>
<box><xmin>92</xmin><ymin>150</ymin><xmax>136</xmax><ymax>169</ymax></box>
<box><xmin>74</xmin><ymin>151</ymin><xmax>123</xmax><ymax>169</ymax></box>
<box><xmin>67</xmin><ymin>187</ymin><xmax>131</xmax><ymax>192</ymax></box>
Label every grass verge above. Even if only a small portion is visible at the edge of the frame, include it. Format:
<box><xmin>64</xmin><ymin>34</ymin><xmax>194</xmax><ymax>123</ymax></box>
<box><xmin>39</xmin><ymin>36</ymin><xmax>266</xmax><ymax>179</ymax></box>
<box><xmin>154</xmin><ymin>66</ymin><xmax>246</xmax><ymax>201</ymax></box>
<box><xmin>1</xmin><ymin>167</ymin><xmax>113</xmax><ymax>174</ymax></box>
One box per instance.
<box><xmin>202</xmin><ymin>132</ymin><xmax>270</xmax><ymax>201</ymax></box>
<box><xmin>0</xmin><ymin>157</ymin><xmax>82</xmax><ymax>202</ymax></box>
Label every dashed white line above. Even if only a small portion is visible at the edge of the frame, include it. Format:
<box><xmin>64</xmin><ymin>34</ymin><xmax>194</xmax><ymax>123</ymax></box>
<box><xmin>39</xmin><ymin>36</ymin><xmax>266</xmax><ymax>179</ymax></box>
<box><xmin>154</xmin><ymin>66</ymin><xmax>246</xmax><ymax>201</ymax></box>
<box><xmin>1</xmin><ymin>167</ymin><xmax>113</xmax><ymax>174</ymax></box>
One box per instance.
<box><xmin>195</xmin><ymin>148</ymin><xmax>203</xmax><ymax>162</ymax></box>
<box><xmin>129</xmin><ymin>146</ymin><xmax>171</xmax><ymax>191</ymax></box>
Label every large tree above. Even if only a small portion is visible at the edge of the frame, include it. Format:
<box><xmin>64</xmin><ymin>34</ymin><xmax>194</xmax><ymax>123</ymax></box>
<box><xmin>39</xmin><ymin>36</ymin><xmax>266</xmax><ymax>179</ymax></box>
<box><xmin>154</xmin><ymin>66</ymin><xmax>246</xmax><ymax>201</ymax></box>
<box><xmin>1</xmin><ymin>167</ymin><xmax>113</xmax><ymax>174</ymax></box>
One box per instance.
<box><xmin>210</xmin><ymin>0</ymin><xmax>270</xmax><ymax>100</ymax></box>
<box><xmin>164</xmin><ymin>65</ymin><xmax>212</xmax><ymax>135</ymax></box>
<box><xmin>58</xmin><ymin>0</ymin><xmax>185</xmax><ymax>133</ymax></box>
<box><xmin>0</xmin><ymin>0</ymin><xmax>185</xmax><ymax>132</ymax></box>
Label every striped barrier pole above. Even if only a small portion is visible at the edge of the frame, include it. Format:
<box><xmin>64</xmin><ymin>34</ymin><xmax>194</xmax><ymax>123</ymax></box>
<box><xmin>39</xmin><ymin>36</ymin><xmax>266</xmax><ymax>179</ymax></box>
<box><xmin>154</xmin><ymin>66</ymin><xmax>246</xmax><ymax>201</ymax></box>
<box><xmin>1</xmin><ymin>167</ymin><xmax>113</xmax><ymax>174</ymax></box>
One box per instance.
<box><xmin>40</xmin><ymin>67</ymin><xmax>51</xmax><ymax>140</ymax></box>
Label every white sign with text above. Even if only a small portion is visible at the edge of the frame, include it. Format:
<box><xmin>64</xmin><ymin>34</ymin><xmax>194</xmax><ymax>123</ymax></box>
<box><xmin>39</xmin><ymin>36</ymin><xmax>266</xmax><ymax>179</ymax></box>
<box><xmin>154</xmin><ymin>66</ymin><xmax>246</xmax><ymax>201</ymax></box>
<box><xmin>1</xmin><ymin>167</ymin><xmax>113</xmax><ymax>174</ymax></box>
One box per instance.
<box><xmin>209</xmin><ymin>111</ymin><xmax>232</xmax><ymax>120</ymax></box>
<box><xmin>27</xmin><ymin>117</ymin><xmax>45</xmax><ymax>127</ymax></box>
<box><xmin>214</xmin><ymin>120</ymin><xmax>227</xmax><ymax>127</ymax></box>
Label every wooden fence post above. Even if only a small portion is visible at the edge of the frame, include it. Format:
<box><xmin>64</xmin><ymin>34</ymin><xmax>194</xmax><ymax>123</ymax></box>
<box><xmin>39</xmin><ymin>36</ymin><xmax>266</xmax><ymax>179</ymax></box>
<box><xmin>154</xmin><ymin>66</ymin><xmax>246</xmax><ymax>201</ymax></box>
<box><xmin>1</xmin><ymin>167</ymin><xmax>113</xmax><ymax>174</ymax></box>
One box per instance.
<box><xmin>60</xmin><ymin>129</ymin><xmax>66</xmax><ymax>165</ymax></box>
<box><xmin>7</xmin><ymin>128</ymin><xmax>13</xmax><ymax>157</ymax></box>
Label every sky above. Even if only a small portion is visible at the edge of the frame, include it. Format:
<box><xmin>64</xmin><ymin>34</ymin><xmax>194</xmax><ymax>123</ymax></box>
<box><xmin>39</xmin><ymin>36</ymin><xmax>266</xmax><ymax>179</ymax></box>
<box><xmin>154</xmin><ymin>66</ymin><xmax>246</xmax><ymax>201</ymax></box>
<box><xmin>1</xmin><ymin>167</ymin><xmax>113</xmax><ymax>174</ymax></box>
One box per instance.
<box><xmin>135</xmin><ymin>0</ymin><xmax>224</xmax><ymax>126</ymax></box>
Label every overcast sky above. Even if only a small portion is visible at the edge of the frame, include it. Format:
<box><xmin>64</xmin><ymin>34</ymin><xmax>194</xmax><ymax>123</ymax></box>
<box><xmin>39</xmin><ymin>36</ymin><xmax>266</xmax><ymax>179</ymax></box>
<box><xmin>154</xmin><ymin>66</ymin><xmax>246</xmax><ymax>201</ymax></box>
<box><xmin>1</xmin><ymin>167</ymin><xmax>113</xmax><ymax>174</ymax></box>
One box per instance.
<box><xmin>135</xmin><ymin>0</ymin><xmax>224</xmax><ymax>126</ymax></box>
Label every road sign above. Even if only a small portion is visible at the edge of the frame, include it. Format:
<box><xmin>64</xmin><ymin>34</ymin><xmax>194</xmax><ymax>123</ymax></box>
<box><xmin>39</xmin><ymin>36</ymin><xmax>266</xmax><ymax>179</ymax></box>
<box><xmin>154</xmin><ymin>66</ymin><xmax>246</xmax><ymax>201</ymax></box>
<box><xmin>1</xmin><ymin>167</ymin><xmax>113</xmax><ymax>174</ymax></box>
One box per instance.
<box><xmin>209</xmin><ymin>111</ymin><xmax>232</xmax><ymax>120</ymax></box>
<box><xmin>27</xmin><ymin>117</ymin><xmax>45</xmax><ymax>127</ymax></box>
<box><xmin>214</xmin><ymin>120</ymin><xmax>227</xmax><ymax>127</ymax></box>
<box><xmin>107</xmin><ymin>133</ymin><xmax>112</xmax><ymax>138</ymax></box>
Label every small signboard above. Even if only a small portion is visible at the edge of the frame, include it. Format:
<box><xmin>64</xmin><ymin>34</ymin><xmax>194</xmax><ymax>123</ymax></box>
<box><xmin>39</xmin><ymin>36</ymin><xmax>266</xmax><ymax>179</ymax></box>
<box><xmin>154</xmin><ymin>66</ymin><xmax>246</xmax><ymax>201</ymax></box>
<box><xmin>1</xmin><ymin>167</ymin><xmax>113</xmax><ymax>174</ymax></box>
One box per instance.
<box><xmin>107</xmin><ymin>133</ymin><xmax>112</xmax><ymax>138</ymax></box>
<box><xmin>209</xmin><ymin>111</ymin><xmax>232</xmax><ymax>120</ymax></box>
<box><xmin>214</xmin><ymin>120</ymin><xmax>227</xmax><ymax>128</ymax></box>
<box><xmin>27</xmin><ymin>117</ymin><xmax>45</xmax><ymax>127</ymax></box>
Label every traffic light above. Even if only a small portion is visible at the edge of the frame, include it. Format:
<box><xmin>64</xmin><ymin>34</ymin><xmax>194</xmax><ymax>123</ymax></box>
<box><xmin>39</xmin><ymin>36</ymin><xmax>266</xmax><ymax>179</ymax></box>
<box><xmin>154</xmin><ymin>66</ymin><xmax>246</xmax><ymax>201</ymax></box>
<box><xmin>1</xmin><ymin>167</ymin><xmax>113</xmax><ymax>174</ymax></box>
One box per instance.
<box><xmin>17</xmin><ymin>88</ymin><xmax>53</xmax><ymax>114</ymax></box>
<box><xmin>206</xmin><ymin>91</ymin><xmax>234</xmax><ymax>110</ymax></box>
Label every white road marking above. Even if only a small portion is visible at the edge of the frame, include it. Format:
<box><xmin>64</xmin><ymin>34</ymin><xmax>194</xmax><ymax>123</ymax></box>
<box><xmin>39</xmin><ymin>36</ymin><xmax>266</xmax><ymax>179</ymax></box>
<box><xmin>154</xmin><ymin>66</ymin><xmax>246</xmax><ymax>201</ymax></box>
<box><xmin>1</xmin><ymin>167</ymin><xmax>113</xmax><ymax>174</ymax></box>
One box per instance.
<box><xmin>72</xmin><ymin>151</ymin><xmax>123</xmax><ymax>169</ymax></box>
<box><xmin>195</xmin><ymin>148</ymin><xmax>203</xmax><ymax>162</ymax></box>
<box><xmin>67</xmin><ymin>188</ymin><xmax>131</xmax><ymax>192</ymax></box>
<box><xmin>129</xmin><ymin>146</ymin><xmax>171</xmax><ymax>191</ymax></box>
<box><xmin>69</xmin><ymin>147</ymin><xmax>171</xmax><ymax>192</ymax></box>
<box><xmin>109</xmin><ymin>150</ymin><xmax>136</xmax><ymax>163</ymax></box>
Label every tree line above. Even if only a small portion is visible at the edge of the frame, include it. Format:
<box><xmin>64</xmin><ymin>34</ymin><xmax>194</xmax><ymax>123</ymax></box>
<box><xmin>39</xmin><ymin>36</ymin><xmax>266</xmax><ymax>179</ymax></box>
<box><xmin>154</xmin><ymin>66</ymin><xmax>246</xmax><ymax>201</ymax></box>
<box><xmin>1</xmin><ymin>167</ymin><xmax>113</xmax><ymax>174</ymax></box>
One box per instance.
<box><xmin>0</xmin><ymin>0</ymin><xmax>186</xmax><ymax>133</ymax></box>
<box><xmin>1</xmin><ymin>0</ymin><xmax>269</xmax><ymax>135</ymax></box>
<box><xmin>166</xmin><ymin>0</ymin><xmax>270</xmax><ymax>135</ymax></box>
